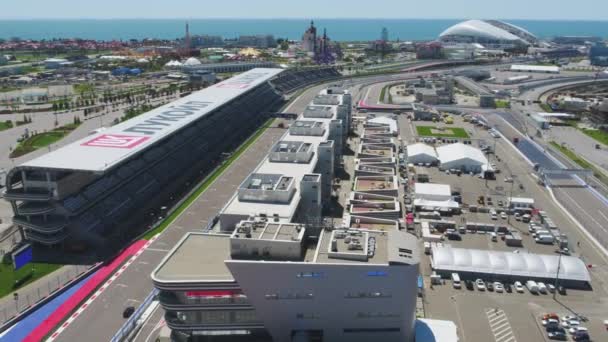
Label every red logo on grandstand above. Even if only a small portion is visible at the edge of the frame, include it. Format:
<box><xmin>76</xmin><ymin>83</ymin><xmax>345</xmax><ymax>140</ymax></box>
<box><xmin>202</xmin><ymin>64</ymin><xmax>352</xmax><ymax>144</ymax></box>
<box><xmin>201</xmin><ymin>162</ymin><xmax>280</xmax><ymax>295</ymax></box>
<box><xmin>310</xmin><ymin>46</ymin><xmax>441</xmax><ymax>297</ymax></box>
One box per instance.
<box><xmin>82</xmin><ymin>134</ymin><xmax>150</xmax><ymax>149</ymax></box>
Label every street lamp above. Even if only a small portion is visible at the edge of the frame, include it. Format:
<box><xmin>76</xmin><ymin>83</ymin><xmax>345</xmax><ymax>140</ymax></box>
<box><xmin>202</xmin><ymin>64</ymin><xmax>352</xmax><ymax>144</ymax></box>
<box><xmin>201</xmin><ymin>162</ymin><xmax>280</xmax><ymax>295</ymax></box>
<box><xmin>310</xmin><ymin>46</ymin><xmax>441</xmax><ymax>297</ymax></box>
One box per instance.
<box><xmin>553</xmin><ymin>251</ymin><xmax>562</xmax><ymax>300</ymax></box>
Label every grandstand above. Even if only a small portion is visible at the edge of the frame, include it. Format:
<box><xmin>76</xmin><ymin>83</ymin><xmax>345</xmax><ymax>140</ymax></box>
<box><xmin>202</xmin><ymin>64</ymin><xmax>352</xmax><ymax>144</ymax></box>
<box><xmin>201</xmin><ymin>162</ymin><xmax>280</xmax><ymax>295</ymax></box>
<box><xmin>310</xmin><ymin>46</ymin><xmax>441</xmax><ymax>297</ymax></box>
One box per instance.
<box><xmin>4</xmin><ymin>69</ymin><xmax>284</xmax><ymax>249</ymax></box>
<box><xmin>270</xmin><ymin>66</ymin><xmax>341</xmax><ymax>93</ymax></box>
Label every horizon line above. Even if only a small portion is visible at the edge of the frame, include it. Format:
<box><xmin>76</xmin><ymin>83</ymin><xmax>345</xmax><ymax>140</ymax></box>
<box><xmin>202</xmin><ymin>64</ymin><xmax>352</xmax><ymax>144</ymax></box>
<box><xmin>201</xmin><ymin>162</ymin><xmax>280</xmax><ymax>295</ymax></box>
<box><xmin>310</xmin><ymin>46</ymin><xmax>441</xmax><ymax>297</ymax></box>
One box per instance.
<box><xmin>1</xmin><ymin>17</ymin><xmax>608</xmax><ymax>22</ymax></box>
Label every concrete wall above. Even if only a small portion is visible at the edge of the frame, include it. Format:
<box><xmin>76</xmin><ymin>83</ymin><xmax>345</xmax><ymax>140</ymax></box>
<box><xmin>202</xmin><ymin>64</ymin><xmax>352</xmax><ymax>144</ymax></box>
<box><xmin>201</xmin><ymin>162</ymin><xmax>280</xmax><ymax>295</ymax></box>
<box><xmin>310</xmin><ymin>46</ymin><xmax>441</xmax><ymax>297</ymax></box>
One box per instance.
<box><xmin>226</xmin><ymin>260</ymin><xmax>419</xmax><ymax>342</ymax></box>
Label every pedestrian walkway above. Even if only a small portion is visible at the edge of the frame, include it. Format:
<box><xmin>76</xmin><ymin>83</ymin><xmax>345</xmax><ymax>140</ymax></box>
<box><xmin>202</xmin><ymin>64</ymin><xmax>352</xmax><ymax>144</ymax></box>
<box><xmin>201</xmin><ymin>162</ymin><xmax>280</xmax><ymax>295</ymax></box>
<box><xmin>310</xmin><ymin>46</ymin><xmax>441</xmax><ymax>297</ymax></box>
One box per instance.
<box><xmin>485</xmin><ymin>308</ymin><xmax>516</xmax><ymax>342</ymax></box>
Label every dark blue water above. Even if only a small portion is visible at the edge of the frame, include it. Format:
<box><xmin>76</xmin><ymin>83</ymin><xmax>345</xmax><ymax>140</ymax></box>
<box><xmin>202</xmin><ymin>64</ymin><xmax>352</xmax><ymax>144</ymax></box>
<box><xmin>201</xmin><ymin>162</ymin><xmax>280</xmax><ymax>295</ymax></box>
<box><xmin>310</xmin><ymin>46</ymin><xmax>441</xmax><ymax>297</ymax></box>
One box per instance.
<box><xmin>1</xmin><ymin>19</ymin><xmax>607</xmax><ymax>41</ymax></box>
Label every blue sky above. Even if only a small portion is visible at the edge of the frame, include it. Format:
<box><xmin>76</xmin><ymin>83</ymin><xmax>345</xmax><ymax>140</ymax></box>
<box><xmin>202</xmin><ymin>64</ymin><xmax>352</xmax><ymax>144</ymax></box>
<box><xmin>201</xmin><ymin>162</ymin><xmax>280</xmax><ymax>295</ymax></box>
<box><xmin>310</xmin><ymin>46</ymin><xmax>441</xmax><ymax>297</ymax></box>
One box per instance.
<box><xmin>2</xmin><ymin>0</ymin><xmax>608</xmax><ymax>20</ymax></box>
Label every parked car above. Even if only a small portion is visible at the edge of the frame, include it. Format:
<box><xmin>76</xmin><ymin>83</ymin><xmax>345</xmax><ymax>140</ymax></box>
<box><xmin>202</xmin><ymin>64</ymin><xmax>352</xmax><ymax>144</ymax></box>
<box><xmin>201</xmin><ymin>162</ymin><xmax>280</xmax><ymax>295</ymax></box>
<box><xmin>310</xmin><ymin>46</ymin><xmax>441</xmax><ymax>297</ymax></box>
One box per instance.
<box><xmin>542</xmin><ymin>313</ymin><xmax>560</xmax><ymax>321</ymax></box>
<box><xmin>494</xmin><ymin>282</ymin><xmax>504</xmax><ymax>293</ymax></box>
<box><xmin>514</xmin><ymin>281</ymin><xmax>525</xmax><ymax>293</ymax></box>
<box><xmin>465</xmin><ymin>280</ymin><xmax>475</xmax><ymax>291</ymax></box>
<box><xmin>486</xmin><ymin>282</ymin><xmax>494</xmax><ymax>292</ymax></box>
<box><xmin>572</xmin><ymin>332</ymin><xmax>590</xmax><ymax>341</ymax></box>
<box><xmin>504</xmin><ymin>283</ymin><xmax>512</xmax><ymax>293</ymax></box>
<box><xmin>538</xmin><ymin>282</ymin><xmax>548</xmax><ymax>294</ymax></box>
<box><xmin>547</xmin><ymin>331</ymin><xmax>567</xmax><ymax>340</ymax></box>
<box><xmin>476</xmin><ymin>279</ymin><xmax>486</xmax><ymax>291</ymax></box>
<box><xmin>561</xmin><ymin>319</ymin><xmax>580</xmax><ymax>328</ymax></box>
<box><xmin>558</xmin><ymin>286</ymin><xmax>567</xmax><ymax>295</ymax></box>
<box><xmin>500</xmin><ymin>212</ymin><xmax>507</xmax><ymax>219</ymax></box>
<box><xmin>547</xmin><ymin>284</ymin><xmax>556</xmax><ymax>293</ymax></box>
<box><xmin>569</xmin><ymin>326</ymin><xmax>588</xmax><ymax>335</ymax></box>
<box><xmin>543</xmin><ymin>318</ymin><xmax>560</xmax><ymax>327</ymax></box>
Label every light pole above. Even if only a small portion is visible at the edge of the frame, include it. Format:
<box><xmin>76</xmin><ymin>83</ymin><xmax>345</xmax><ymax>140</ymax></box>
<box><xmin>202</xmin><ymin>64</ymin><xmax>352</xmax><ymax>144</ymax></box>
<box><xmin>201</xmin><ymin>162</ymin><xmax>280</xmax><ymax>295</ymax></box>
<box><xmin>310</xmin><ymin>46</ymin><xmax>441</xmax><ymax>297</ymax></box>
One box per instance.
<box><xmin>507</xmin><ymin>174</ymin><xmax>517</xmax><ymax>224</ymax></box>
<box><xmin>553</xmin><ymin>251</ymin><xmax>562</xmax><ymax>300</ymax></box>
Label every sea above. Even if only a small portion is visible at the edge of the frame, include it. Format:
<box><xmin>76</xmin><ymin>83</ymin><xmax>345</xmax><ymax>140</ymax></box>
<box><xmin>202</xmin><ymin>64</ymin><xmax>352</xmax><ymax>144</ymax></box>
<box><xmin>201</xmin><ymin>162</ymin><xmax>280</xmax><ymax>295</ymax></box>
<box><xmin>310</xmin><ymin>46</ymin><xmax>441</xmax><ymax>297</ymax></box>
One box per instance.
<box><xmin>1</xmin><ymin>19</ymin><xmax>608</xmax><ymax>42</ymax></box>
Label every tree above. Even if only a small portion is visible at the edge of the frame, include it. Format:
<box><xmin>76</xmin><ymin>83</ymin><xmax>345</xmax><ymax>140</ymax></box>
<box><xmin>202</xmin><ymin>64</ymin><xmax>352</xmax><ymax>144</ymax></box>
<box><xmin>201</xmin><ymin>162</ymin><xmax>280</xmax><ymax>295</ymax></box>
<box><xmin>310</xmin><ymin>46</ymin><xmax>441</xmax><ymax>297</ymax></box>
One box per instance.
<box><xmin>52</xmin><ymin>102</ymin><xmax>58</xmax><ymax>112</ymax></box>
<box><xmin>280</xmin><ymin>40</ymin><xmax>289</xmax><ymax>51</ymax></box>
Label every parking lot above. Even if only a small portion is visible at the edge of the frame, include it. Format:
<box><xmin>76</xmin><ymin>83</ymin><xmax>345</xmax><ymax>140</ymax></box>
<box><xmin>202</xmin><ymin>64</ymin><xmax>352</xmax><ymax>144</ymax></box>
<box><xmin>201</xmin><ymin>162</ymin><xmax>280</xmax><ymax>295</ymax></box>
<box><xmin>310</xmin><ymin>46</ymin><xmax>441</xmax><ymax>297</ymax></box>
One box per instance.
<box><xmin>396</xmin><ymin>111</ymin><xmax>608</xmax><ymax>342</ymax></box>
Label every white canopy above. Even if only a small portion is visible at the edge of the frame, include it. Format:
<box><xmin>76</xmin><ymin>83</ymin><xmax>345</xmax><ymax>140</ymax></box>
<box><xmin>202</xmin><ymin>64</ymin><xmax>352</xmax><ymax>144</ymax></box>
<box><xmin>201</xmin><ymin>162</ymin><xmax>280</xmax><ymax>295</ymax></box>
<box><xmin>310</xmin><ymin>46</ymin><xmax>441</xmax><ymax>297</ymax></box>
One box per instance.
<box><xmin>432</xmin><ymin>246</ymin><xmax>591</xmax><ymax>282</ymax></box>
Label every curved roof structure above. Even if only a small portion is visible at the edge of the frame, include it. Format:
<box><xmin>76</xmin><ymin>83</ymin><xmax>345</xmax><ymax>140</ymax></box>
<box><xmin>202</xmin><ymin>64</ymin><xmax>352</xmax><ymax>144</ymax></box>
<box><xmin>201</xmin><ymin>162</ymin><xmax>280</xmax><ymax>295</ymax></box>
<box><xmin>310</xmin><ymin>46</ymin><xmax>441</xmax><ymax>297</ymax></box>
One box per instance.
<box><xmin>432</xmin><ymin>247</ymin><xmax>591</xmax><ymax>282</ymax></box>
<box><xmin>407</xmin><ymin>143</ymin><xmax>438</xmax><ymax>159</ymax></box>
<box><xmin>439</xmin><ymin>20</ymin><xmax>536</xmax><ymax>46</ymax></box>
<box><xmin>184</xmin><ymin>57</ymin><xmax>201</xmax><ymax>66</ymax></box>
<box><xmin>436</xmin><ymin>143</ymin><xmax>487</xmax><ymax>165</ymax></box>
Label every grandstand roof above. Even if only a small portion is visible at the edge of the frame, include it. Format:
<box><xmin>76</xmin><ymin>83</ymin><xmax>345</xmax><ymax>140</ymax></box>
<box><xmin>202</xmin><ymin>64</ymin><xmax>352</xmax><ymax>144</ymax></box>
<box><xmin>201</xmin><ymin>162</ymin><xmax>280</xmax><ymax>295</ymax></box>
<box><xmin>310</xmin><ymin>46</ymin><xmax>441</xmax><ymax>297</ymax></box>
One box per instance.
<box><xmin>21</xmin><ymin>68</ymin><xmax>283</xmax><ymax>172</ymax></box>
<box><xmin>439</xmin><ymin>20</ymin><xmax>535</xmax><ymax>45</ymax></box>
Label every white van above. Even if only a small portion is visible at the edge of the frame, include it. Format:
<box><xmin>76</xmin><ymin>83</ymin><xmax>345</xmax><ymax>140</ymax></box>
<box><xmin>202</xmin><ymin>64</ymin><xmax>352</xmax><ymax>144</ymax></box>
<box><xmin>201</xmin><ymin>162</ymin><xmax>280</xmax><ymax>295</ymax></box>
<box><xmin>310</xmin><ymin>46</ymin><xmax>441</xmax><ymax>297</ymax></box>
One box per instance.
<box><xmin>526</xmin><ymin>280</ymin><xmax>539</xmax><ymax>294</ymax></box>
<box><xmin>537</xmin><ymin>282</ymin><xmax>548</xmax><ymax>294</ymax></box>
<box><xmin>535</xmin><ymin>234</ymin><xmax>555</xmax><ymax>244</ymax></box>
<box><xmin>451</xmin><ymin>273</ymin><xmax>461</xmax><ymax>289</ymax></box>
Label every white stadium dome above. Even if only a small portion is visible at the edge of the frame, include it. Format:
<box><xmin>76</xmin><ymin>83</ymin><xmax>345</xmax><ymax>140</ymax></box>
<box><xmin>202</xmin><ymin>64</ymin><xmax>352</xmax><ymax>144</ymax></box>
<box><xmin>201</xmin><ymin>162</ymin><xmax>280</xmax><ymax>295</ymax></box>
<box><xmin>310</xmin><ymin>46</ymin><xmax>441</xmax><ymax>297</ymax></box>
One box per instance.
<box><xmin>439</xmin><ymin>19</ymin><xmax>537</xmax><ymax>48</ymax></box>
<box><xmin>184</xmin><ymin>57</ymin><xmax>202</xmax><ymax>66</ymax></box>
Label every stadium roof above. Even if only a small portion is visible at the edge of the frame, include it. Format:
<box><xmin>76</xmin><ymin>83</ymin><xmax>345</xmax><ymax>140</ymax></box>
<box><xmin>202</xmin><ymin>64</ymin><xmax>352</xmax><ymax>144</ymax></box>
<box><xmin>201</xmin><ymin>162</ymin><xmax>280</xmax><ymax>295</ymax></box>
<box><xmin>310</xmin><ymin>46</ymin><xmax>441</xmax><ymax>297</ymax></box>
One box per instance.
<box><xmin>440</xmin><ymin>20</ymin><xmax>522</xmax><ymax>41</ymax></box>
<box><xmin>22</xmin><ymin>68</ymin><xmax>283</xmax><ymax>172</ymax></box>
<box><xmin>432</xmin><ymin>246</ymin><xmax>591</xmax><ymax>282</ymax></box>
<box><xmin>439</xmin><ymin>20</ymin><xmax>536</xmax><ymax>45</ymax></box>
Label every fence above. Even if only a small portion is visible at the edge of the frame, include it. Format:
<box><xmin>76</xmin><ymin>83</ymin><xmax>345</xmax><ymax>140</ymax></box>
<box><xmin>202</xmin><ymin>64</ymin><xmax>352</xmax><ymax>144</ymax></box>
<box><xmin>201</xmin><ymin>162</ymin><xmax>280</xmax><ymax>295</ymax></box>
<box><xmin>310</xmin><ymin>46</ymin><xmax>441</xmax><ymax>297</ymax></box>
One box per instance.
<box><xmin>110</xmin><ymin>289</ymin><xmax>159</xmax><ymax>342</ymax></box>
<box><xmin>0</xmin><ymin>263</ymin><xmax>100</xmax><ymax>333</ymax></box>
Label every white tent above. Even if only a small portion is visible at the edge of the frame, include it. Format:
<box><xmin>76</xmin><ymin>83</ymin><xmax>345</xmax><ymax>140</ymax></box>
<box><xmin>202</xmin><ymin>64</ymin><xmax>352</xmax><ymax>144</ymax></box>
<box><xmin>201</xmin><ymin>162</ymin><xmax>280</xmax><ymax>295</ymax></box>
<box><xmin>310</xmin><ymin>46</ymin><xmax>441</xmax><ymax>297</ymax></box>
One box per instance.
<box><xmin>437</xmin><ymin>143</ymin><xmax>488</xmax><ymax>173</ymax></box>
<box><xmin>432</xmin><ymin>246</ymin><xmax>591</xmax><ymax>284</ymax></box>
<box><xmin>407</xmin><ymin>143</ymin><xmax>438</xmax><ymax>165</ymax></box>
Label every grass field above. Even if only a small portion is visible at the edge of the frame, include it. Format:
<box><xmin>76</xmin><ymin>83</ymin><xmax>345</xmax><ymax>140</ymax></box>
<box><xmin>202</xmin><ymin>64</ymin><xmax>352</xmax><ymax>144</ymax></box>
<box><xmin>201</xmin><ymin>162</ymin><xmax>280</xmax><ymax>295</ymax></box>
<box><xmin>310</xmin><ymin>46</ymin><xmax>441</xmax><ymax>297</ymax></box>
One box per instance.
<box><xmin>494</xmin><ymin>99</ymin><xmax>510</xmax><ymax>108</ymax></box>
<box><xmin>142</xmin><ymin>118</ymin><xmax>275</xmax><ymax>240</ymax></box>
<box><xmin>379</xmin><ymin>85</ymin><xmax>387</xmax><ymax>103</ymax></box>
<box><xmin>0</xmin><ymin>261</ymin><xmax>62</xmax><ymax>299</ymax></box>
<box><xmin>0</xmin><ymin>121</ymin><xmax>14</xmax><ymax>131</ymax></box>
<box><xmin>10</xmin><ymin>123</ymin><xmax>80</xmax><ymax>158</ymax></box>
<box><xmin>539</xmin><ymin>103</ymin><xmax>553</xmax><ymax>113</ymax></box>
<box><xmin>416</xmin><ymin>125</ymin><xmax>470</xmax><ymax>138</ymax></box>
<box><xmin>580</xmin><ymin>128</ymin><xmax>608</xmax><ymax>146</ymax></box>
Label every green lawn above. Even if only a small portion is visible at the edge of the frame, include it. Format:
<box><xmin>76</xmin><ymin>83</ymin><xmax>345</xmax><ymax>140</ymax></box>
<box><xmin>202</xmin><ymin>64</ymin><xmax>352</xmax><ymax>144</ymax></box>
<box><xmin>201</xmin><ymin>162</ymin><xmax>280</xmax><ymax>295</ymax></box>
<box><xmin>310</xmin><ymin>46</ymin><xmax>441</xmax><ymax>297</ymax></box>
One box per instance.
<box><xmin>416</xmin><ymin>125</ymin><xmax>470</xmax><ymax>138</ymax></box>
<box><xmin>0</xmin><ymin>121</ymin><xmax>13</xmax><ymax>131</ymax></box>
<box><xmin>539</xmin><ymin>103</ymin><xmax>553</xmax><ymax>113</ymax></box>
<box><xmin>0</xmin><ymin>261</ymin><xmax>62</xmax><ymax>299</ymax></box>
<box><xmin>379</xmin><ymin>85</ymin><xmax>387</xmax><ymax>103</ymax></box>
<box><xmin>10</xmin><ymin>123</ymin><xmax>80</xmax><ymax>158</ymax></box>
<box><xmin>580</xmin><ymin>128</ymin><xmax>608</xmax><ymax>146</ymax></box>
<box><xmin>494</xmin><ymin>99</ymin><xmax>510</xmax><ymax>108</ymax></box>
<box><xmin>142</xmin><ymin>118</ymin><xmax>275</xmax><ymax>240</ymax></box>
